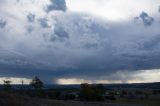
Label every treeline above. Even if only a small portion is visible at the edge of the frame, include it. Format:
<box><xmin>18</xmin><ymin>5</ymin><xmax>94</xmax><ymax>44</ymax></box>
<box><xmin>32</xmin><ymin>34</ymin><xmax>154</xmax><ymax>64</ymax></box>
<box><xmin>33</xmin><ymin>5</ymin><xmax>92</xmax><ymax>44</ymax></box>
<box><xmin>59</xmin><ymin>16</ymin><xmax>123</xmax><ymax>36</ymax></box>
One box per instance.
<box><xmin>1</xmin><ymin>76</ymin><xmax>114</xmax><ymax>101</ymax></box>
<box><xmin>2</xmin><ymin>76</ymin><xmax>43</xmax><ymax>91</ymax></box>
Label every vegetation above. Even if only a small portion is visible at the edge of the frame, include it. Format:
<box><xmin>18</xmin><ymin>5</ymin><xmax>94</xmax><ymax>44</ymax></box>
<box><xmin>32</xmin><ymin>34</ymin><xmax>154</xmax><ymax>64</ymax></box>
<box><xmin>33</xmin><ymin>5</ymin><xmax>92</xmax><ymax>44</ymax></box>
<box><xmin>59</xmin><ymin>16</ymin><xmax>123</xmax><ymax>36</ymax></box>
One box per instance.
<box><xmin>3</xmin><ymin>80</ymin><xmax>12</xmax><ymax>92</ymax></box>
<box><xmin>80</xmin><ymin>83</ymin><xmax>105</xmax><ymax>101</ymax></box>
<box><xmin>30</xmin><ymin>76</ymin><xmax>43</xmax><ymax>89</ymax></box>
<box><xmin>0</xmin><ymin>92</ymin><xmax>143</xmax><ymax>106</ymax></box>
<box><xmin>0</xmin><ymin>77</ymin><xmax>160</xmax><ymax>106</ymax></box>
<box><xmin>111</xmin><ymin>98</ymin><xmax>160</xmax><ymax>106</ymax></box>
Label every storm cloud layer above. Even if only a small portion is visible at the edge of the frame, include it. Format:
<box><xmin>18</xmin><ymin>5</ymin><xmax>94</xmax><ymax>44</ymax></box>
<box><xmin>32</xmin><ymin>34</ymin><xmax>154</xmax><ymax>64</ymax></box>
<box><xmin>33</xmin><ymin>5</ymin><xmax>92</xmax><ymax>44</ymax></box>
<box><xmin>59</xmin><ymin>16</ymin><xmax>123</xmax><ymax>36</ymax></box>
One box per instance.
<box><xmin>0</xmin><ymin>0</ymin><xmax>160</xmax><ymax>84</ymax></box>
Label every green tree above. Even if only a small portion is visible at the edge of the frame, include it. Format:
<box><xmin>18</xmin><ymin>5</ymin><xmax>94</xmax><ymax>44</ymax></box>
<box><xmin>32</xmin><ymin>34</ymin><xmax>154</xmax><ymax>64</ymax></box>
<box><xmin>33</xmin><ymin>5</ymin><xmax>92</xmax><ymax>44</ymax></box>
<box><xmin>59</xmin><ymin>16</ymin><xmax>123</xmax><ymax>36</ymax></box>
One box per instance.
<box><xmin>3</xmin><ymin>80</ymin><xmax>12</xmax><ymax>91</ymax></box>
<box><xmin>80</xmin><ymin>83</ymin><xmax>104</xmax><ymax>101</ymax></box>
<box><xmin>30</xmin><ymin>76</ymin><xmax>43</xmax><ymax>89</ymax></box>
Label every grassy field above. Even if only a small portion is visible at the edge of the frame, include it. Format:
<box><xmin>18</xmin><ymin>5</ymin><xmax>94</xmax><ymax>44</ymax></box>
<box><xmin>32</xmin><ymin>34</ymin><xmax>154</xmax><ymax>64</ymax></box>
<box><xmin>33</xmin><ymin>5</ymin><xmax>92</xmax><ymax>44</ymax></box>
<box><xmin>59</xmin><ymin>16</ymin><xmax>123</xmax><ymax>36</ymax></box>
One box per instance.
<box><xmin>0</xmin><ymin>92</ymin><xmax>159</xmax><ymax>106</ymax></box>
<box><xmin>110</xmin><ymin>98</ymin><xmax>160</xmax><ymax>106</ymax></box>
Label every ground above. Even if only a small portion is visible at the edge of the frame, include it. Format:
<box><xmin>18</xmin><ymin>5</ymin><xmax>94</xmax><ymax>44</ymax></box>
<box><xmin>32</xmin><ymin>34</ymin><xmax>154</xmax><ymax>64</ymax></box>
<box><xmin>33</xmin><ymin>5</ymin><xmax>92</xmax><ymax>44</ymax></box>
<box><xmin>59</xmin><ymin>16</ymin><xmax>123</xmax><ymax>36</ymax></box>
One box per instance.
<box><xmin>0</xmin><ymin>92</ymin><xmax>160</xmax><ymax>106</ymax></box>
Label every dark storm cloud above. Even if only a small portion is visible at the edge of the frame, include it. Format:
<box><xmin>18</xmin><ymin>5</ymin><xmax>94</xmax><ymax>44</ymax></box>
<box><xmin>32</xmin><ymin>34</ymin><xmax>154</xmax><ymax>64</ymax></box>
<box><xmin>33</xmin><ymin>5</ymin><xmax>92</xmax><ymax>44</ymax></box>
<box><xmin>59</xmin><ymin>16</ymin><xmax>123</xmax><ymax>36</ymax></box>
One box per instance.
<box><xmin>46</xmin><ymin>0</ymin><xmax>67</xmax><ymax>12</ymax></box>
<box><xmin>1</xmin><ymin>11</ymin><xmax>160</xmax><ymax>82</ymax></box>
<box><xmin>1</xmin><ymin>0</ymin><xmax>160</xmax><ymax>83</ymax></box>
<box><xmin>39</xmin><ymin>13</ymin><xmax>160</xmax><ymax>80</ymax></box>
<box><xmin>140</xmin><ymin>35</ymin><xmax>160</xmax><ymax>50</ymax></box>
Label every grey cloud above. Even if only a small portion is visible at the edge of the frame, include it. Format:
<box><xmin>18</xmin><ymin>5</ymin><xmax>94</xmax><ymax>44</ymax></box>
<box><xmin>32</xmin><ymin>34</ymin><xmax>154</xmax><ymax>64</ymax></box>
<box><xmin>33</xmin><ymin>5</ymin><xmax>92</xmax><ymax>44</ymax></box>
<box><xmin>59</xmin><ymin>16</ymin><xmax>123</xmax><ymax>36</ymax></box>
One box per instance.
<box><xmin>45</xmin><ymin>0</ymin><xmax>67</xmax><ymax>13</ymax></box>
<box><xmin>0</xmin><ymin>18</ymin><xmax>6</xmax><ymax>29</ymax></box>
<box><xmin>84</xmin><ymin>43</ymin><xmax>98</xmax><ymax>50</ymax></box>
<box><xmin>1</xmin><ymin>11</ymin><xmax>160</xmax><ymax>83</ymax></box>
<box><xmin>51</xmin><ymin>26</ymin><xmax>69</xmax><ymax>42</ymax></box>
<box><xmin>55</xmin><ymin>27</ymin><xmax>69</xmax><ymax>39</ymax></box>
<box><xmin>26</xmin><ymin>26</ymin><xmax>34</xmax><ymax>33</ymax></box>
<box><xmin>27</xmin><ymin>13</ymin><xmax>35</xmax><ymax>22</ymax></box>
<box><xmin>45</xmin><ymin>14</ymin><xmax>153</xmax><ymax>73</ymax></box>
<box><xmin>1</xmin><ymin>0</ymin><xmax>160</xmax><ymax>83</ymax></box>
<box><xmin>16</xmin><ymin>14</ymin><xmax>160</xmax><ymax>76</ymax></box>
<box><xmin>139</xmin><ymin>11</ymin><xmax>154</xmax><ymax>26</ymax></box>
<box><xmin>38</xmin><ymin>18</ymin><xmax>51</xmax><ymax>28</ymax></box>
<box><xmin>16</xmin><ymin>0</ymin><xmax>20</xmax><ymax>3</ymax></box>
<box><xmin>140</xmin><ymin>35</ymin><xmax>160</xmax><ymax>50</ymax></box>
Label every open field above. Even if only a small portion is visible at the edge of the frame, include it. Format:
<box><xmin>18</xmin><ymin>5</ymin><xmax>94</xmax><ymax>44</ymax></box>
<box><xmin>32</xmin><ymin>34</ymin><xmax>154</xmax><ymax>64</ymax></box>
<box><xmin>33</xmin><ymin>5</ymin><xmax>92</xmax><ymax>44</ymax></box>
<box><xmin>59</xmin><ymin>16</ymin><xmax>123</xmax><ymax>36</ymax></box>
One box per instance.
<box><xmin>0</xmin><ymin>92</ymin><xmax>154</xmax><ymax>106</ymax></box>
<box><xmin>1</xmin><ymin>82</ymin><xmax>160</xmax><ymax>106</ymax></box>
<box><xmin>110</xmin><ymin>98</ymin><xmax>160</xmax><ymax>106</ymax></box>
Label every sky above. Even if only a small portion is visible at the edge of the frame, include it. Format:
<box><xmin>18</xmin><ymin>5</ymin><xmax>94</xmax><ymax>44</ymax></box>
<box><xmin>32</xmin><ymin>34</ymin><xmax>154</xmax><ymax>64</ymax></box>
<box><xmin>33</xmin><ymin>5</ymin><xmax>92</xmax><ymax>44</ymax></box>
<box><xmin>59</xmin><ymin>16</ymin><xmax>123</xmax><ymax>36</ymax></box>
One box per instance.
<box><xmin>0</xmin><ymin>0</ymin><xmax>160</xmax><ymax>84</ymax></box>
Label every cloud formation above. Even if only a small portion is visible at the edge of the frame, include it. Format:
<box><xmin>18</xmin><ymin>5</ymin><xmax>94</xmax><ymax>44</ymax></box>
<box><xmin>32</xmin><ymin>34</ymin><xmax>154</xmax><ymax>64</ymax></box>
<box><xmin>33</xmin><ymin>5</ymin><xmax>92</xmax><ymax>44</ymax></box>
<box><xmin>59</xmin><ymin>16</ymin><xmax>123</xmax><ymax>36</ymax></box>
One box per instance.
<box><xmin>138</xmin><ymin>12</ymin><xmax>154</xmax><ymax>26</ymax></box>
<box><xmin>0</xmin><ymin>18</ymin><xmax>6</xmax><ymax>29</ymax></box>
<box><xmin>46</xmin><ymin>0</ymin><xmax>67</xmax><ymax>12</ymax></box>
<box><xmin>67</xmin><ymin>0</ymin><xmax>160</xmax><ymax>21</ymax></box>
<box><xmin>27</xmin><ymin>13</ymin><xmax>36</xmax><ymax>23</ymax></box>
<box><xmin>0</xmin><ymin>0</ymin><xmax>160</xmax><ymax>84</ymax></box>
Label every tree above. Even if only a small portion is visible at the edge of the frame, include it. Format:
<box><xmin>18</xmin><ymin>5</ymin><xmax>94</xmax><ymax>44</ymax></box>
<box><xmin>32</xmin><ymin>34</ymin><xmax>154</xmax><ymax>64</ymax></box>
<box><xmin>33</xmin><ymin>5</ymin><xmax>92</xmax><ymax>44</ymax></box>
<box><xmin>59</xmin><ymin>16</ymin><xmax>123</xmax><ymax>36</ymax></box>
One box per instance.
<box><xmin>3</xmin><ymin>80</ymin><xmax>12</xmax><ymax>91</ymax></box>
<box><xmin>30</xmin><ymin>76</ymin><xmax>43</xmax><ymax>89</ymax></box>
<box><xmin>80</xmin><ymin>83</ymin><xmax>104</xmax><ymax>101</ymax></box>
<box><xmin>96</xmin><ymin>84</ymin><xmax>105</xmax><ymax>94</ymax></box>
